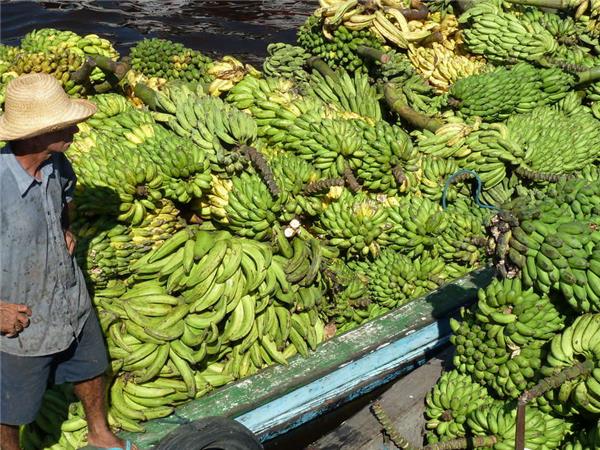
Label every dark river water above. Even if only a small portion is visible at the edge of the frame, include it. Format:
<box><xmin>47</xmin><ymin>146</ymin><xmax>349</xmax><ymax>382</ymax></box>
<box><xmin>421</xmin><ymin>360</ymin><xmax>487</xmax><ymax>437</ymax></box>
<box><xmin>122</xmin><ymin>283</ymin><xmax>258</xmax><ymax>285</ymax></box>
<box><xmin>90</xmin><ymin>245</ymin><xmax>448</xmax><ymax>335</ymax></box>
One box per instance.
<box><xmin>0</xmin><ymin>0</ymin><xmax>316</xmax><ymax>64</ymax></box>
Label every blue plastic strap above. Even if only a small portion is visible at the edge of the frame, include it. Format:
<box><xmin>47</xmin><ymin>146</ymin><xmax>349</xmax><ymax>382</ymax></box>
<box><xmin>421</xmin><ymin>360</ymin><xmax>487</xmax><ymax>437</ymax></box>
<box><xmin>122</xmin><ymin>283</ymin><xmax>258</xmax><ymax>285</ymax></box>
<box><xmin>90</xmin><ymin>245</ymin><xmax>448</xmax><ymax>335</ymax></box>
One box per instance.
<box><xmin>442</xmin><ymin>169</ymin><xmax>498</xmax><ymax>211</ymax></box>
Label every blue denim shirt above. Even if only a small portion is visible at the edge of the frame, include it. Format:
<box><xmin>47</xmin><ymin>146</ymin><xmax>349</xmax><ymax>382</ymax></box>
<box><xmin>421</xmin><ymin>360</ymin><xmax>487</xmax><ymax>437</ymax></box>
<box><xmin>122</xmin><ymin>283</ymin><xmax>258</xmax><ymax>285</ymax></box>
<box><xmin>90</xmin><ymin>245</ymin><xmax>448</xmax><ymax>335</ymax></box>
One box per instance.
<box><xmin>0</xmin><ymin>145</ymin><xmax>91</xmax><ymax>356</ymax></box>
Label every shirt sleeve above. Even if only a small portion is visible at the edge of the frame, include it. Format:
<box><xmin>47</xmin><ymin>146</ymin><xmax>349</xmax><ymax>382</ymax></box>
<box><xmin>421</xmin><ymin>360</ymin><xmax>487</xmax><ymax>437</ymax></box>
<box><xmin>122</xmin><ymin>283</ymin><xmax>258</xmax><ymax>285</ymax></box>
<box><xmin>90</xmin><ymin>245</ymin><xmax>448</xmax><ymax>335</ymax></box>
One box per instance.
<box><xmin>57</xmin><ymin>153</ymin><xmax>77</xmax><ymax>204</ymax></box>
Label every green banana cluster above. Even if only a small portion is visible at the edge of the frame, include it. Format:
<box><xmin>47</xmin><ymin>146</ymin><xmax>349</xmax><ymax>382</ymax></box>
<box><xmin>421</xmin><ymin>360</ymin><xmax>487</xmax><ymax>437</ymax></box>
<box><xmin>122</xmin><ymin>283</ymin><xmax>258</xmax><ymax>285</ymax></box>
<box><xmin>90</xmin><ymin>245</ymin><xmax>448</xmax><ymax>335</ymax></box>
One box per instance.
<box><xmin>562</xmin><ymin>420</ymin><xmax>600</xmax><ymax>450</ymax></box>
<box><xmin>91</xmin><ymin>228</ymin><xmax>328</xmax><ymax>430</ymax></box>
<box><xmin>354</xmin><ymin>119</ymin><xmax>419</xmax><ymax>195</ymax></box>
<box><xmin>314</xmin><ymin>190</ymin><xmax>388</xmax><ymax>257</ymax></box>
<box><xmin>208</xmin><ymin>172</ymin><xmax>281</xmax><ymax>241</ymax></box>
<box><xmin>305</xmin><ymin>69</ymin><xmax>382</xmax><ymax>121</ymax></box>
<box><xmin>448</xmin><ymin>63</ymin><xmax>572</xmax><ymax>121</ymax></box>
<box><xmin>350</xmin><ymin>249</ymin><xmax>457</xmax><ymax>309</ymax></box>
<box><xmin>321</xmin><ymin>259</ymin><xmax>373</xmax><ymax>333</ymax></box>
<box><xmin>540</xmin><ymin>313</ymin><xmax>600</xmax><ymax>415</ymax></box>
<box><xmin>73</xmin><ymin>200</ymin><xmax>184</xmax><ymax>287</ymax></box>
<box><xmin>268</xmin><ymin>152</ymin><xmax>324</xmax><ymax>218</ymax></box>
<box><xmin>495</xmin><ymin>192</ymin><xmax>600</xmax><ymax>312</ymax></box>
<box><xmin>382</xmin><ymin>196</ymin><xmax>488</xmax><ymax>267</ymax></box>
<box><xmin>8</xmin><ymin>48</ymin><xmax>85</xmax><ymax>96</ymax></box>
<box><xmin>263</xmin><ymin>43</ymin><xmax>311</xmax><ymax>81</ymax></box>
<box><xmin>128</xmin><ymin>38</ymin><xmax>212</xmax><ymax>82</ymax></box>
<box><xmin>503</xmin><ymin>103</ymin><xmax>600</xmax><ymax>178</ymax></box>
<box><xmin>415</xmin><ymin>119</ymin><xmax>515</xmax><ymax>191</ymax></box>
<box><xmin>459</xmin><ymin>1</ymin><xmax>559</xmax><ymax>63</ymax></box>
<box><xmin>297</xmin><ymin>16</ymin><xmax>384</xmax><ymax>73</ymax></box>
<box><xmin>20</xmin><ymin>28</ymin><xmax>118</xmax><ymax>60</ymax></box>
<box><xmin>466</xmin><ymin>402</ymin><xmax>570</xmax><ymax>449</ymax></box>
<box><xmin>18</xmin><ymin>28</ymin><xmax>119</xmax><ymax>88</ymax></box>
<box><xmin>425</xmin><ymin>369</ymin><xmax>494</xmax><ymax>443</ymax></box>
<box><xmin>71</xmin><ymin>134</ymin><xmax>164</xmax><ymax>225</ymax></box>
<box><xmin>451</xmin><ymin>306</ymin><xmax>546</xmax><ymax>399</ymax></box>
<box><xmin>142</xmin><ymin>83</ymin><xmax>260</xmax><ymax>176</ymax></box>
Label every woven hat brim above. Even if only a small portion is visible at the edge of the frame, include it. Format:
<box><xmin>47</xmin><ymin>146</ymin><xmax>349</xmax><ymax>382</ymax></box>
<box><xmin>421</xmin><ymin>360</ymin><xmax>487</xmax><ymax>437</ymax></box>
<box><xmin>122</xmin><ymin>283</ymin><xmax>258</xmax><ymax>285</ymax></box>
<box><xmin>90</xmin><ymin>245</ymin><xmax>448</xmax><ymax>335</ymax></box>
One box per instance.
<box><xmin>0</xmin><ymin>98</ymin><xmax>97</xmax><ymax>141</ymax></box>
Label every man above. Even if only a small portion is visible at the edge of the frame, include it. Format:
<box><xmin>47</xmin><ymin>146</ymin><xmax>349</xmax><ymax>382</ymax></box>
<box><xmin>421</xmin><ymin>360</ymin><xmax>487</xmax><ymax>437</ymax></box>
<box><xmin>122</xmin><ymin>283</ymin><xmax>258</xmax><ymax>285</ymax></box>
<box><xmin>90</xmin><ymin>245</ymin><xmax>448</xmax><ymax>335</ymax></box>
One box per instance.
<box><xmin>0</xmin><ymin>73</ymin><xmax>134</xmax><ymax>450</ymax></box>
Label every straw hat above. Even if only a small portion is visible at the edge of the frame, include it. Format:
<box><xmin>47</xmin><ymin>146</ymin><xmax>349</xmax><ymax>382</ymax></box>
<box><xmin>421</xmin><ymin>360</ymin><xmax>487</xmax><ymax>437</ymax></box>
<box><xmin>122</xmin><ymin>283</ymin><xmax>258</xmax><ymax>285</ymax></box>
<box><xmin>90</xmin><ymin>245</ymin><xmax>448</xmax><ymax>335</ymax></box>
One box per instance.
<box><xmin>0</xmin><ymin>73</ymin><xmax>97</xmax><ymax>141</ymax></box>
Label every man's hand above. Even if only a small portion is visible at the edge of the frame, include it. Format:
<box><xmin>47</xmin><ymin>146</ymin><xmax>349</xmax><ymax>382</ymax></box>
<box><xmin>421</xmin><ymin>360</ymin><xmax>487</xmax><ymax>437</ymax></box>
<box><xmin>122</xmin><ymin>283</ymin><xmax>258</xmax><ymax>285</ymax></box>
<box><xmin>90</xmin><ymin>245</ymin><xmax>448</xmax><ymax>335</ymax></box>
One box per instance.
<box><xmin>0</xmin><ymin>302</ymin><xmax>32</xmax><ymax>337</ymax></box>
<box><xmin>64</xmin><ymin>229</ymin><xmax>76</xmax><ymax>255</ymax></box>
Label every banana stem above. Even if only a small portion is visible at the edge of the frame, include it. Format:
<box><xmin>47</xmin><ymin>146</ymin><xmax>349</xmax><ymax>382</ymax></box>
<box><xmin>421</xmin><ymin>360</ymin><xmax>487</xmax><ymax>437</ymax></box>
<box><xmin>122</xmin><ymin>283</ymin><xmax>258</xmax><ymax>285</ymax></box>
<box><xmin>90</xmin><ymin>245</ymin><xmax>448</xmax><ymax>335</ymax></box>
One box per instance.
<box><xmin>504</xmin><ymin>0</ymin><xmax>568</xmax><ymax>8</ymax></box>
<box><xmin>133</xmin><ymin>83</ymin><xmax>160</xmax><ymax>109</ymax></box>
<box><xmin>303</xmin><ymin>178</ymin><xmax>345</xmax><ymax>195</ymax></box>
<box><xmin>423</xmin><ymin>436</ymin><xmax>498</xmax><ymax>449</ymax></box>
<box><xmin>307</xmin><ymin>57</ymin><xmax>339</xmax><ymax>83</ymax></box>
<box><xmin>70</xmin><ymin>57</ymin><xmax>96</xmax><ymax>83</ymax></box>
<box><xmin>89</xmin><ymin>55</ymin><xmax>130</xmax><ymax>79</ymax></box>
<box><xmin>384</xmin><ymin>83</ymin><xmax>444</xmax><ymax>132</ymax></box>
<box><xmin>576</xmin><ymin>66</ymin><xmax>600</xmax><ymax>86</ymax></box>
<box><xmin>239</xmin><ymin>145</ymin><xmax>280</xmax><ymax>197</ymax></box>
<box><xmin>518</xmin><ymin>359</ymin><xmax>594</xmax><ymax>404</ymax></box>
<box><xmin>398</xmin><ymin>5</ymin><xmax>429</xmax><ymax>21</ymax></box>
<box><xmin>356</xmin><ymin>45</ymin><xmax>390</xmax><ymax>64</ymax></box>
<box><xmin>371</xmin><ymin>402</ymin><xmax>419</xmax><ymax>450</ymax></box>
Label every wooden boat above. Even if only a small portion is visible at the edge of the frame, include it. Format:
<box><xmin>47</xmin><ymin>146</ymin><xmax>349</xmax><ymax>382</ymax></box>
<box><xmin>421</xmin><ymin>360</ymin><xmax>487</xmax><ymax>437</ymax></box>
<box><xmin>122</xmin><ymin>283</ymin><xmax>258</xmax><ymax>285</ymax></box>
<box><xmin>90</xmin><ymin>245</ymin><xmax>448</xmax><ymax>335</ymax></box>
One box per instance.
<box><xmin>121</xmin><ymin>267</ymin><xmax>495</xmax><ymax>448</ymax></box>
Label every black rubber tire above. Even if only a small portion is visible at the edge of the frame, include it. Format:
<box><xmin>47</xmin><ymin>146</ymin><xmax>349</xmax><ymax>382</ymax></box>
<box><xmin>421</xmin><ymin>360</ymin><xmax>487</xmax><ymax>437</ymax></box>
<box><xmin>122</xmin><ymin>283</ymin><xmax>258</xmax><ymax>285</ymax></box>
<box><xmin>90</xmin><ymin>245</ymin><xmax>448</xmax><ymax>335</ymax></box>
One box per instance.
<box><xmin>154</xmin><ymin>416</ymin><xmax>264</xmax><ymax>450</ymax></box>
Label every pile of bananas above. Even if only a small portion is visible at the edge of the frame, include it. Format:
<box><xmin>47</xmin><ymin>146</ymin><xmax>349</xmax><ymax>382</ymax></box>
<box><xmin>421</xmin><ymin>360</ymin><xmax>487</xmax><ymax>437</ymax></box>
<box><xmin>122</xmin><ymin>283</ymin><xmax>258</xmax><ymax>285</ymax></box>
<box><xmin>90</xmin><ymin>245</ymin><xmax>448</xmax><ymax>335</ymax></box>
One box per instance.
<box><xmin>503</xmin><ymin>102</ymin><xmax>600</xmax><ymax>178</ymax></box>
<box><xmin>298</xmin><ymin>15</ymin><xmax>384</xmax><ymax>73</ymax></box>
<box><xmin>73</xmin><ymin>200</ymin><xmax>184</xmax><ymax>287</ymax></box>
<box><xmin>425</xmin><ymin>369</ymin><xmax>494</xmax><ymax>443</ymax></box>
<box><xmin>128</xmin><ymin>38</ymin><xmax>212</xmax><ymax>83</ymax></box>
<box><xmin>314</xmin><ymin>190</ymin><xmax>389</xmax><ymax>257</ymax></box>
<box><xmin>491</xmin><ymin>181</ymin><xmax>600</xmax><ymax>313</ymax></box>
<box><xmin>459</xmin><ymin>1</ymin><xmax>560</xmax><ymax>63</ymax></box>
<box><xmin>313</xmin><ymin>0</ymin><xmax>433</xmax><ymax>49</ymax></box>
<box><xmin>11</xmin><ymin>0</ymin><xmax>600</xmax><ymax>445</ymax></box>
<box><xmin>263</xmin><ymin>43</ymin><xmax>311</xmax><ymax>81</ymax></box>
<box><xmin>20</xmin><ymin>28</ymin><xmax>118</xmax><ymax>60</ymax></box>
<box><xmin>448</xmin><ymin>63</ymin><xmax>573</xmax><ymax>121</ymax></box>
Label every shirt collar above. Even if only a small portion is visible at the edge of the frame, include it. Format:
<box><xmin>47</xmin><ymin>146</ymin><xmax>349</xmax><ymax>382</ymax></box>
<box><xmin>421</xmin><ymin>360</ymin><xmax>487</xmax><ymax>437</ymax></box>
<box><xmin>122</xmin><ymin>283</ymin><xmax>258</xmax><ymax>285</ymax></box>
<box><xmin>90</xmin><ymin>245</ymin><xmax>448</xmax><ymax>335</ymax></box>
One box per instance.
<box><xmin>1</xmin><ymin>144</ymin><xmax>54</xmax><ymax>197</ymax></box>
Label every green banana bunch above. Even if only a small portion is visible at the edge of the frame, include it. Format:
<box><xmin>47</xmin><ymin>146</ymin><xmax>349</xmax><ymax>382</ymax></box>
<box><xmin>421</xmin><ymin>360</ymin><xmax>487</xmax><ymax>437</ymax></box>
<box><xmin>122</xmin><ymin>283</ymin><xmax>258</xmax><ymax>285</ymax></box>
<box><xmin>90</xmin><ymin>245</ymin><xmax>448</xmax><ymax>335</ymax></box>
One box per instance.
<box><xmin>21</xmin><ymin>28</ymin><xmax>119</xmax><ymax>61</ymax></box>
<box><xmin>320</xmin><ymin>258</ymin><xmax>371</xmax><ymax>331</ymax></box>
<box><xmin>354</xmin><ymin>120</ymin><xmax>419</xmax><ymax>195</ymax></box>
<box><xmin>562</xmin><ymin>420</ymin><xmax>600</xmax><ymax>450</ymax></box>
<box><xmin>496</xmin><ymin>195</ymin><xmax>600</xmax><ymax>312</ymax></box>
<box><xmin>212</xmin><ymin>172</ymin><xmax>281</xmax><ymax>241</ymax></box>
<box><xmin>289</xmin><ymin>117</ymin><xmax>366</xmax><ymax>178</ymax></box>
<box><xmin>71</xmin><ymin>134</ymin><xmax>164</xmax><ymax>225</ymax></box>
<box><xmin>350</xmin><ymin>249</ymin><xmax>446</xmax><ymax>309</ymax></box>
<box><xmin>305</xmin><ymin>69</ymin><xmax>382</xmax><ymax>121</ymax></box>
<box><xmin>448</xmin><ymin>63</ymin><xmax>572</xmax><ymax>121</ymax></box>
<box><xmin>269</xmin><ymin>152</ymin><xmax>323</xmax><ymax>218</ymax></box>
<box><xmin>263</xmin><ymin>43</ymin><xmax>311</xmax><ymax>82</ymax></box>
<box><xmin>544</xmin><ymin>177</ymin><xmax>600</xmax><ymax>220</ymax></box>
<box><xmin>73</xmin><ymin>200</ymin><xmax>184</xmax><ymax>288</ymax></box>
<box><xmin>8</xmin><ymin>47</ymin><xmax>86</xmax><ymax>96</ymax></box>
<box><xmin>20</xmin><ymin>28</ymin><xmax>119</xmax><ymax>86</ymax></box>
<box><xmin>466</xmin><ymin>402</ymin><xmax>570</xmax><ymax>449</ymax></box>
<box><xmin>384</xmin><ymin>72</ymin><xmax>447</xmax><ymax>117</ymax></box>
<box><xmin>136</xmin><ymin>132</ymin><xmax>212</xmax><ymax>204</ymax></box>
<box><xmin>459</xmin><ymin>0</ymin><xmax>559</xmax><ymax>63</ymax></box>
<box><xmin>88</xmin><ymin>92</ymin><xmax>132</xmax><ymax>119</ymax></box>
<box><xmin>314</xmin><ymin>190</ymin><xmax>389</xmax><ymax>257</ymax></box>
<box><xmin>474</xmin><ymin>278</ymin><xmax>565</xmax><ymax>350</ymax></box>
<box><xmin>503</xmin><ymin>103</ymin><xmax>600</xmax><ymax>179</ymax></box>
<box><xmin>297</xmin><ymin>15</ymin><xmax>384</xmax><ymax>73</ymax></box>
<box><xmin>19</xmin><ymin>384</ymin><xmax>76</xmax><ymax>450</ymax></box>
<box><xmin>128</xmin><ymin>38</ymin><xmax>212</xmax><ymax>82</ymax></box>
<box><xmin>451</xmin><ymin>307</ymin><xmax>546</xmax><ymax>399</ymax></box>
<box><xmin>540</xmin><ymin>313</ymin><xmax>600</xmax><ymax>416</ymax></box>
<box><xmin>382</xmin><ymin>196</ymin><xmax>487</xmax><ymax>267</ymax></box>
<box><xmin>425</xmin><ymin>370</ymin><xmax>494</xmax><ymax>443</ymax></box>
<box><xmin>375</xmin><ymin>48</ymin><xmax>414</xmax><ymax>83</ymax></box>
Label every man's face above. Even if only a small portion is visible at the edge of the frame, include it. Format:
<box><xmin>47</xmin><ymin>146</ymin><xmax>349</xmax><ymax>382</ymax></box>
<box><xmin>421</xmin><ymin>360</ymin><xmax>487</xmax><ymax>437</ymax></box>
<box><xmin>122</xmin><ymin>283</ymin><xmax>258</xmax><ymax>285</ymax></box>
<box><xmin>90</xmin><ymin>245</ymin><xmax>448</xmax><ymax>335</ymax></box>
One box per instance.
<box><xmin>43</xmin><ymin>125</ymin><xmax>79</xmax><ymax>153</ymax></box>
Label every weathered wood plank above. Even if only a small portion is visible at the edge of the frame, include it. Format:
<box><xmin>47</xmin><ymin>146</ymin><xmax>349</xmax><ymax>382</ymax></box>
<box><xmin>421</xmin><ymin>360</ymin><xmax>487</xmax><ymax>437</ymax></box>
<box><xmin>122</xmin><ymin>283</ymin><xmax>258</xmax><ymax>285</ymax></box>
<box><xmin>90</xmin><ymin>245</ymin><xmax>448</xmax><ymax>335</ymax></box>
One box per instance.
<box><xmin>122</xmin><ymin>267</ymin><xmax>494</xmax><ymax>448</ymax></box>
<box><xmin>308</xmin><ymin>348</ymin><xmax>453</xmax><ymax>449</ymax></box>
